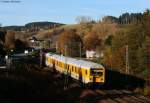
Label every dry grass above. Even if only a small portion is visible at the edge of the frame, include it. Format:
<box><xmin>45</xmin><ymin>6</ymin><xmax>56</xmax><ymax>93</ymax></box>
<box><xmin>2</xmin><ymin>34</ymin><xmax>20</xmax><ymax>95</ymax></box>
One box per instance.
<box><xmin>144</xmin><ymin>86</ymin><xmax>150</xmax><ymax>96</ymax></box>
<box><xmin>133</xmin><ymin>86</ymin><xmax>150</xmax><ymax>96</ymax></box>
<box><xmin>134</xmin><ymin>87</ymin><xmax>144</xmax><ymax>94</ymax></box>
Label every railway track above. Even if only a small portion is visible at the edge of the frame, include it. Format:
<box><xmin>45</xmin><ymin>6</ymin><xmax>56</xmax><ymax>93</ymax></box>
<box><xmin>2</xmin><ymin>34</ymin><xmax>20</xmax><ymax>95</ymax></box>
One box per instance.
<box><xmin>45</xmin><ymin>67</ymin><xmax>150</xmax><ymax>103</ymax></box>
<box><xmin>1</xmin><ymin>63</ymin><xmax>149</xmax><ymax>103</ymax></box>
<box><xmin>66</xmin><ymin>84</ymin><xmax>150</xmax><ymax>103</ymax></box>
<box><xmin>93</xmin><ymin>89</ymin><xmax>150</xmax><ymax>103</ymax></box>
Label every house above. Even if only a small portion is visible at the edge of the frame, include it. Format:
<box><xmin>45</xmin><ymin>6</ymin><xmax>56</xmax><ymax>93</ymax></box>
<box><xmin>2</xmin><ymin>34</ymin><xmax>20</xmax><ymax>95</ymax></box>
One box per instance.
<box><xmin>86</xmin><ymin>50</ymin><xmax>104</xmax><ymax>59</ymax></box>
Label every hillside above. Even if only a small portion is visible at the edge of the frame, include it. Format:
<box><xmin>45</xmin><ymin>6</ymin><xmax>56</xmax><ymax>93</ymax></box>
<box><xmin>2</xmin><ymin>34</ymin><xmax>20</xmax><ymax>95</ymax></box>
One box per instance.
<box><xmin>1</xmin><ymin>21</ymin><xmax>64</xmax><ymax>32</ymax></box>
<box><xmin>34</xmin><ymin>10</ymin><xmax>150</xmax><ymax>81</ymax></box>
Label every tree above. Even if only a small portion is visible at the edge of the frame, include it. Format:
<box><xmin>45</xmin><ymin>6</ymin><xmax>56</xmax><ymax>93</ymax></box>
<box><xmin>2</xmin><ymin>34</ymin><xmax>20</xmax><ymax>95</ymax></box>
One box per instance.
<box><xmin>92</xmin><ymin>21</ymin><xmax>118</xmax><ymax>40</ymax></box>
<box><xmin>105</xmin><ymin>35</ymin><xmax>113</xmax><ymax>46</ymax></box>
<box><xmin>109</xmin><ymin>29</ymin><xmax>127</xmax><ymax>72</ymax></box>
<box><xmin>142</xmin><ymin>9</ymin><xmax>150</xmax><ymax>37</ymax></box>
<box><xmin>75</xmin><ymin>16</ymin><xmax>94</xmax><ymax>38</ymax></box>
<box><xmin>15</xmin><ymin>39</ymin><xmax>27</xmax><ymax>51</ymax></box>
<box><xmin>102</xmin><ymin>16</ymin><xmax>119</xmax><ymax>24</ymax></box>
<box><xmin>57</xmin><ymin>29</ymin><xmax>82</xmax><ymax>57</ymax></box>
<box><xmin>5</xmin><ymin>31</ymin><xmax>15</xmax><ymax>50</ymax></box>
<box><xmin>75</xmin><ymin>16</ymin><xmax>92</xmax><ymax>24</ymax></box>
<box><xmin>0</xmin><ymin>30</ymin><xmax>7</xmax><ymax>57</ymax></box>
<box><xmin>118</xmin><ymin>12</ymin><xmax>142</xmax><ymax>24</ymax></box>
<box><xmin>125</xmin><ymin>9</ymin><xmax>149</xmax><ymax>75</ymax></box>
<box><xmin>83</xmin><ymin>31</ymin><xmax>101</xmax><ymax>51</ymax></box>
<box><xmin>138</xmin><ymin>37</ymin><xmax>150</xmax><ymax>78</ymax></box>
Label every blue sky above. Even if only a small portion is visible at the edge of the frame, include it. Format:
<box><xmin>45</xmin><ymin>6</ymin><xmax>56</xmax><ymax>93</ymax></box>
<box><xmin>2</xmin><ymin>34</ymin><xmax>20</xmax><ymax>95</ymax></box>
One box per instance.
<box><xmin>0</xmin><ymin>0</ymin><xmax>149</xmax><ymax>26</ymax></box>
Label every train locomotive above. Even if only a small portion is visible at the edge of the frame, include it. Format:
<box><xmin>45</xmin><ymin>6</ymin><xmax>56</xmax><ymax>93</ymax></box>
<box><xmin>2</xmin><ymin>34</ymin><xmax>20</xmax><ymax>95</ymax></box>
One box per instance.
<box><xmin>45</xmin><ymin>52</ymin><xmax>105</xmax><ymax>85</ymax></box>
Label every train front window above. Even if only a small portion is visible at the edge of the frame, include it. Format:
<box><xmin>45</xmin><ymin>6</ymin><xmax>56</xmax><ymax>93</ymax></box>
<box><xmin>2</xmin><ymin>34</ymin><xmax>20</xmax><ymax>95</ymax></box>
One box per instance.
<box><xmin>91</xmin><ymin>69</ymin><xmax>103</xmax><ymax>76</ymax></box>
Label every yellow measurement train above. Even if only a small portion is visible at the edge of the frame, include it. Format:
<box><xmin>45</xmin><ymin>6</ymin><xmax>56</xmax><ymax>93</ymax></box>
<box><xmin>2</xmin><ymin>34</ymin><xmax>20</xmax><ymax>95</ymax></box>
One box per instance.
<box><xmin>45</xmin><ymin>53</ymin><xmax>105</xmax><ymax>85</ymax></box>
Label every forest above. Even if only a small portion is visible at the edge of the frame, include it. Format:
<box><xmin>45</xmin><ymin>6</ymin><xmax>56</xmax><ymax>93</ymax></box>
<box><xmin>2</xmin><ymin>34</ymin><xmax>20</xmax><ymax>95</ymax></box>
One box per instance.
<box><xmin>55</xmin><ymin>9</ymin><xmax>150</xmax><ymax>81</ymax></box>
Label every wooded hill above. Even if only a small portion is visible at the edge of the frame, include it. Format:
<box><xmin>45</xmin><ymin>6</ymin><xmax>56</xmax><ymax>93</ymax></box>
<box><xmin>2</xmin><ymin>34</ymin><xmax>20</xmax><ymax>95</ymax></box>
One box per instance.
<box><xmin>1</xmin><ymin>22</ymin><xmax>64</xmax><ymax>32</ymax></box>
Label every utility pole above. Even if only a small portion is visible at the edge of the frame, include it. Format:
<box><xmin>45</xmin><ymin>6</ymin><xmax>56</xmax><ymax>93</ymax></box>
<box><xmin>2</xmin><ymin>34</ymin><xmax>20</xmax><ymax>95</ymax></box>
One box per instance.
<box><xmin>125</xmin><ymin>45</ymin><xmax>129</xmax><ymax>74</ymax></box>
<box><xmin>40</xmin><ymin>41</ymin><xmax>44</xmax><ymax>68</ymax></box>
<box><xmin>56</xmin><ymin>41</ymin><xmax>58</xmax><ymax>53</ymax></box>
<box><xmin>49</xmin><ymin>39</ymin><xmax>51</xmax><ymax>49</ymax></box>
<box><xmin>79</xmin><ymin>42</ymin><xmax>82</xmax><ymax>59</ymax></box>
<box><xmin>64</xmin><ymin>45</ymin><xmax>68</xmax><ymax>90</ymax></box>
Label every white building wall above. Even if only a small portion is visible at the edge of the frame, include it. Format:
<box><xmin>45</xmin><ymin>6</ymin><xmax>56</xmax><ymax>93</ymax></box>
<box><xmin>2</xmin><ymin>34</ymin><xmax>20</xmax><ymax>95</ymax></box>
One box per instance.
<box><xmin>86</xmin><ymin>50</ymin><xmax>103</xmax><ymax>58</ymax></box>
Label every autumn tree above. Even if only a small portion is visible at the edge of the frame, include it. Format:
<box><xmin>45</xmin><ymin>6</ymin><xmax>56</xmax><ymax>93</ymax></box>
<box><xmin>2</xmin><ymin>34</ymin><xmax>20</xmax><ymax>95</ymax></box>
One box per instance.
<box><xmin>138</xmin><ymin>37</ymin><xmax>150</xmax><ymax>78</ymax></box>
<box><xmin>75</xmin><ymin>16</ymin><xmax>94</xmax><ymax>37</ymax></box>
<box><xmin>102</xmin><ymin>16</ymin><xmax>118</xmax><ymax>24</ymax></box>
<box><xmin>141</xmin><ymin>9</ymin><xmax>150</xmax><ymax>37</ymax></box>
<box><xmin>83</xmin><ymin>31</ymin><xmax>101</xmax><ymax>51</ymax></box>
<box><xmin>125</xmin><ymin>9</ymin><xmax>150</xmax><ymax>75</ymax></box>
<box><xmin>0</xmin><ymin>30</ymin><xmax>6</xmax><ymax>57</ymax></box>
<box><xmin>105</xmin><ymin>35</ymin><xmax>113</xmax><ymax>46</ymax></box>
<box><xmin>109</xmin><ymin>29</ymin><xmax>127</xmax><ymax>72</ymax></box>
<box><xmin>5</xmin><ymin>31</ymin><xmax>15</xmax><ymax>50</ymax></box>
<box><xmin>92</xmin><ymin>21</ymin><xmax>118</xmax><ymax>40</ymax></box>
<box><xmin>57</xmin><ymin>29</ymin><xmax>82</xmax><ymax>57</ymax></box>
<box><xmin>76</xmin><ymin>16</ymin><xmax>92</xmax><ymax>24</ymax></box>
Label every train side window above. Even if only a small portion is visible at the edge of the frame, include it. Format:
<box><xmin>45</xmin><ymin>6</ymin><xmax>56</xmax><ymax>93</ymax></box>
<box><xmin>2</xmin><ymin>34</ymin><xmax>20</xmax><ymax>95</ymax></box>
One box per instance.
<box><xmin>73</xmin><ymin>67</ymin><xmax>74</xmax><ymax>72</ymax></box>
<box><xmin>75</xmin><ymin>67</ymin><xmax>77</xmax><ymax>73</ymax></box>
<box><xmin>60</xmin><ymin>62</ymin><xmax>61</xmax><ymax>67</ymax></box>
<box><xmin>72</xmin><ymin>66</ymin><xmax>73</xmax><ymax>72</ymax></box>
<box><xmin>74</xmin><ymin>67</ymin><xmax>75</xmax><ymax>72</ymax></box>
<box><xmin>85</xmin><ymin>70</ymin><xmax>88</xmax><ymax>75</ymax></box>
<box><xmin>75</xmin><ymin>67</ymin><xmax>76</xmax><ymax>73</ymax></box>
<box><xmin>67</xmin><ymin>65</ymin><xmax>69</xmax><ymax>70</ymax></box>
<box><xmin>76</xmin><ymin>68</ymin><xmax>78</xmax><ymax>73</ymax></box>
<box><xmin>67</xmin><ymin>65</ymin><xmax>69</xmax><ymax>69</ymax></box>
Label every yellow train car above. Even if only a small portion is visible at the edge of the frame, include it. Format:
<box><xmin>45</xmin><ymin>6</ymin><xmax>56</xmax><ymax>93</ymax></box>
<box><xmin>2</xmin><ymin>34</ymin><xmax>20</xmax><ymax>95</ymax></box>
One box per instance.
<box><xmin>45</xmin><ymin>53</ymin><xmax>105</xmax><ymax>85</ymax></box>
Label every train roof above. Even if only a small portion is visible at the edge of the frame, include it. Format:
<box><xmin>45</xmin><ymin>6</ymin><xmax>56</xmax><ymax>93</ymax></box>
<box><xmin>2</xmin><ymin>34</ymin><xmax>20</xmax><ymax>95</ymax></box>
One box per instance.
<box><xmin>46</xmin><ymin>53</ymin><xmax>104</xmax><ymax>69</ymax></box>
<box><xmin>78</xmin><ymin>60</ymin><xmax>104</xmax><ymax>69</ymax></box>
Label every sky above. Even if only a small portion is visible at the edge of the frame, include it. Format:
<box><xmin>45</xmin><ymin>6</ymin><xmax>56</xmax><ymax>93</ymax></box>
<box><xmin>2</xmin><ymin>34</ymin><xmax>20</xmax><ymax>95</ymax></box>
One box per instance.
<box><xmin>0</xmin><ymin>0</ymin><xmax>150</xmax><ymax>26</ymax></box>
